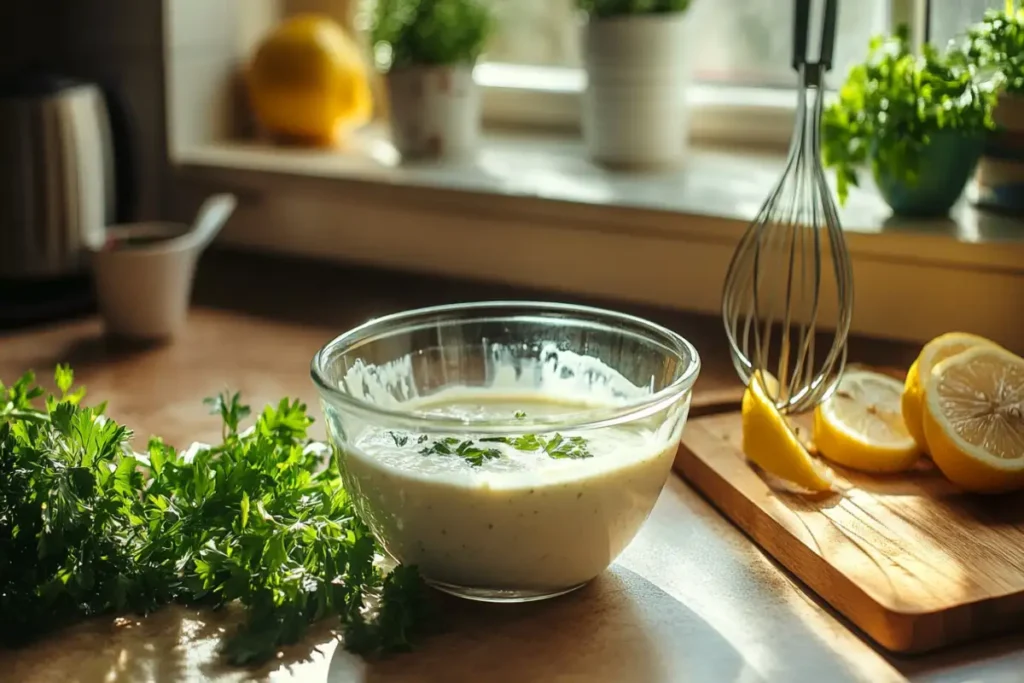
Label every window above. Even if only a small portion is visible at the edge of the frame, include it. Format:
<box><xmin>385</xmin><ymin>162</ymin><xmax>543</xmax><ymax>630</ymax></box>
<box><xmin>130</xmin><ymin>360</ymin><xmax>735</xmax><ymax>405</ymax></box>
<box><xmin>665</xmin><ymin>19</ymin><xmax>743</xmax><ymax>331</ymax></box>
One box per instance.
<box><xmin>929</xmin><ymin>0</ymin><xmax>1004</xmax><ymax>47</ymax></box>
<box><xmin>485</xmin><ymin>0</ymin><xmax>892</xmax><ymax>90</ymax></box>
<box><xmin>477</xmin><ymin>0</ymin><xmax>920</xmax><ymax>146</ymax></box>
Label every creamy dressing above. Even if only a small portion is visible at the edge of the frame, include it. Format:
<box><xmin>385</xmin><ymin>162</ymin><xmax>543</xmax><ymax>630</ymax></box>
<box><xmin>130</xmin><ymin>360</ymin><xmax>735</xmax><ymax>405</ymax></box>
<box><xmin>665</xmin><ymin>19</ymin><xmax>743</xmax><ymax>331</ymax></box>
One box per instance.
<box><xmin>340</xmin><ymin>390</ymin><xmax>682</xmax><ymax>592</ymax></box>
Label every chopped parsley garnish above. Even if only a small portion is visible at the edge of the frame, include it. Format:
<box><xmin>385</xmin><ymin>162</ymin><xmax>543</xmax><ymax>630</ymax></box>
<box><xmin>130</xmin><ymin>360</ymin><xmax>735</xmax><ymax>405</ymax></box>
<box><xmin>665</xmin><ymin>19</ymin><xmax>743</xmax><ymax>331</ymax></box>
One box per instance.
<box><xmin>418</xmin><ymin>437</ymin><xmax>501</xmax><ymax>467</ymax></box>
<box><xmin>0</xmin><ymin>367</ymin><xmax>432</xmax><ymax>666</ymax></box>
<box><xmin>392</xmin><ymin>409</ymin><xmax>594</xmax><ymax>465</ymax></box>
<box><xmin>481</xmin><ymin>433</ymin><xmax>593</xmax><ymax>459</ymax></box>
<box><xmin>542</xmin><ymin>434</ymin><xmax>592</xmax><ymax>460</ymax></box>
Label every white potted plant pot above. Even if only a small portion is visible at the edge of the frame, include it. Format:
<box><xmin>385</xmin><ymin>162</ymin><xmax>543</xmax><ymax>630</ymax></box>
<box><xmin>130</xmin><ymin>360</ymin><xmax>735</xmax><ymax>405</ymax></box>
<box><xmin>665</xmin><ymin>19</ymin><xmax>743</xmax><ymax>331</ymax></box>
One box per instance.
<box><xmin>386</xmin><ymin>64</ymin><xmax>480</xmax><ymax>160</ymax></box>
<box><xmin>582</xmin><ymin>13</ymin><xmax>694</xmax><ymax>169</ymax></box>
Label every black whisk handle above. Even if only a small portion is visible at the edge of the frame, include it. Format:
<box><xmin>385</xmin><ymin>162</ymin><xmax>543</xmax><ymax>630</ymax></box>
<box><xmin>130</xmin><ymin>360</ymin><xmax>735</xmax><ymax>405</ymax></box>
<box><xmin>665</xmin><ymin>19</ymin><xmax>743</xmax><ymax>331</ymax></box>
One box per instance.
<box><xmin>792</xmin><ymin>0</ymin><xmax>838</xmax><ymax>72</ymax></box>
<box><xmin>820</xmin><ymin>0</ymin><xmax>838</xmax><ymax>71</ymax></box>
<box><xmin>792</xmin><ymin>0</ymin><xmax>811</xmax><ymax>71</ymax></box>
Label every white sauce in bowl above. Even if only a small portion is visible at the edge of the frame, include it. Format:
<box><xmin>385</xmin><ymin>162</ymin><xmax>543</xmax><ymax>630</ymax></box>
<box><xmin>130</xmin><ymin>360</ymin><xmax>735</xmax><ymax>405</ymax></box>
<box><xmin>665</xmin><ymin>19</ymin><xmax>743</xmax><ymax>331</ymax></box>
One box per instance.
<box><xmin>341</xmin><ymin>391</ymin><xmax>682</xmax><ymax>592</ymax></box>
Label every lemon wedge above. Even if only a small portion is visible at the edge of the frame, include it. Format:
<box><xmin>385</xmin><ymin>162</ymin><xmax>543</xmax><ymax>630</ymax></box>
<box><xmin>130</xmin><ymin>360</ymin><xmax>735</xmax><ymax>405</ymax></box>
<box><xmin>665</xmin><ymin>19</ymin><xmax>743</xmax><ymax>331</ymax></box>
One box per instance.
<box><xmin>922</xmin><ymin>345</ymin><xmax>1024</xmax><ymax>494</ymax></box>
<box><xmin>742</xmin><ymin>372</ymin><xmax>834</xmax><ymax>492</ymax></box>
<box><xmin>901</xmin><ymin>332</ymin><xmax>1002</xmax><ymax>454</ymax></box>
<box><xmin>813</xmin><ymin>370</ymin><xmax>920</xmax><ymax>473</ymax></box>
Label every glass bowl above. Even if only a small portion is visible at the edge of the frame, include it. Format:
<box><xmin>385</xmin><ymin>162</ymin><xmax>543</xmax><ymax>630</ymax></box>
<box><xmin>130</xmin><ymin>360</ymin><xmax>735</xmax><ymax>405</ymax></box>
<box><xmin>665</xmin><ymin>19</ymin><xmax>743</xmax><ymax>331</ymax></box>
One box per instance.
<box><xmin>311</xmin><ymin>301</ymin><xmax>700</xmax><ymax>602</ymax></box>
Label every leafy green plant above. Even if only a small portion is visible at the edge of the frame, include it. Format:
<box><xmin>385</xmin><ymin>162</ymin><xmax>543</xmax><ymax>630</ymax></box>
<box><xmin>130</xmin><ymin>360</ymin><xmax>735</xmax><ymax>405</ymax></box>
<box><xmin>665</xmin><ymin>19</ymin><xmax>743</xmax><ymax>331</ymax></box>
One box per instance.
<box><xmin>576</xmin><ymin>0</ymin><xmax>691</xmax><ymax>18</ymax></box>
<box><xmin>822</xmin><ymin>25</ymin><xmax>997</xmax><ymax>204</ymax></box>
<box><xmin>370</xmin><ymin>0</ymin><xmax>493</xmax><ymax>71</ymax></box>
<box><xmin>0</xmin><ymin>367</ymin><xmax>431</xmax><ymax>665</ymax></box>
<box><xmin>960</xmin><ymin>1</ymin><xmax>1024</xmax><ymax>95</ymax></box>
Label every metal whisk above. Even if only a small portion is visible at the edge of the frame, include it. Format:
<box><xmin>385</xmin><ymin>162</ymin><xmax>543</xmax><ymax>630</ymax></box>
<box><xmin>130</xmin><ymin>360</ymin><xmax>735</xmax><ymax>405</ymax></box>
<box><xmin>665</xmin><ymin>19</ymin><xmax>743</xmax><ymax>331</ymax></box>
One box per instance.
<box><xmin>721</xmin><ymin>0</ymin><xmax>853</xmax><ymax>415</ymax></box>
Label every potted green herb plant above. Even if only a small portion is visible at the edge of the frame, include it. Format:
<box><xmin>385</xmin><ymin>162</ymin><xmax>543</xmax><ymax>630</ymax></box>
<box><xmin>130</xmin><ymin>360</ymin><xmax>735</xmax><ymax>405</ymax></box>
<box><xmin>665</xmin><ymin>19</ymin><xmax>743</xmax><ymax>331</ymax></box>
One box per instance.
<box><xmin>577</xmin><ymin>0</ymin><xmax>694</xmax><ymax>169</ymax></box>
<box><xmin>961</xmin><ymin>2</ymin><xmax>1024</xmax><ymax>211</ymax></box>
<box><xmin>823</xmin><ymin>26</ymin><xmax>997</xmax><ymax>217</ymax></box>
<box><xmin>371</xmin><ymin>0</ymin><xmax>493</xmax><ymax>160</ymax></box>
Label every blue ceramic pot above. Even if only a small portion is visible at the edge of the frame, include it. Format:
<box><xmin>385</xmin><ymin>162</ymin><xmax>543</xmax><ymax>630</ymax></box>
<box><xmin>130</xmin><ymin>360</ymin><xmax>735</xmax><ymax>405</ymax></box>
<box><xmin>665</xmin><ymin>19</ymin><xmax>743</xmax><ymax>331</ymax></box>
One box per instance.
<box><xmin>872</xmin><ymin>132</ymin><xmax>985</xmax><ymax>217</ymax></box>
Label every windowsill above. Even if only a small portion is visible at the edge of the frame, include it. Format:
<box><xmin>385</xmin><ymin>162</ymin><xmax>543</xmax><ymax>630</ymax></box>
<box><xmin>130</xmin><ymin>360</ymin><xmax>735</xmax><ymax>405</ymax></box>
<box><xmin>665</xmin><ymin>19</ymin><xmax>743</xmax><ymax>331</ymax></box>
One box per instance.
<box><xmin>169</xmin><ymin>126</ymin><xmax>1024</xmax><ymax>350</ymax></box>
<box><xmin>177</xmin><ymin>127</ymin><xmax>1024</xmax><ymax>264</ymax></box>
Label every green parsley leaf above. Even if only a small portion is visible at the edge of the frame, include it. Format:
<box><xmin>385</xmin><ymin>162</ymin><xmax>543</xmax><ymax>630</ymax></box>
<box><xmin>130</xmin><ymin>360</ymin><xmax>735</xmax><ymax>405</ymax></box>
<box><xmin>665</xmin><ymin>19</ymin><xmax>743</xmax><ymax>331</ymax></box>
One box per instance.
<box><xmin>202</xmin><ymin>391</ymin><xmax>251</xmax><ymax>439</ymax></box>
<box><xmin>542</xmin><ymin>434</ymin><xmax>592</xmax><ymax>460</ymax></box>
<box><xmin>54</xmin><ymin>364</ymin><xmax>73</xmax><ymax>394</ymax></box>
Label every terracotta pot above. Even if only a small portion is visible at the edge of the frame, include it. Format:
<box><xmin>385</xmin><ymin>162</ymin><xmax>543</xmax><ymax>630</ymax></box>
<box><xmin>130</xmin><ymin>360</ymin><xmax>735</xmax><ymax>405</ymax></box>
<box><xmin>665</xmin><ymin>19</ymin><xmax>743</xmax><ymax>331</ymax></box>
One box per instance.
<box><xmin>386</xmin><ymin>64</ymin><xmax>479</xmax><ymax>161</ymax></box>
<box><xmin>582</xmin><ymin>13</ymin><xmax>694</xmax><ymax>169</ymax></box>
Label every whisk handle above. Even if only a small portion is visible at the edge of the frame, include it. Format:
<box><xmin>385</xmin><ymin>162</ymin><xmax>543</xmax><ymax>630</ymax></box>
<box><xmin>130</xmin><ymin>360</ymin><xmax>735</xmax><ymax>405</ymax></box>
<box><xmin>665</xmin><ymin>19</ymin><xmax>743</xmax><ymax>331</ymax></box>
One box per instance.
<box><xmin>792</xmin><ymin>0</ymin><xmax>810</xmax><ymax>70</ymax></box>
<box><xmin>820</xmin><ymin>0</ymin><xmax>837</xmax><ymax>71</ymax></box>
<box><xmin>792</xmin><ymin>0</ymin><xmax>838</xmax><ymax>72</ymax></box>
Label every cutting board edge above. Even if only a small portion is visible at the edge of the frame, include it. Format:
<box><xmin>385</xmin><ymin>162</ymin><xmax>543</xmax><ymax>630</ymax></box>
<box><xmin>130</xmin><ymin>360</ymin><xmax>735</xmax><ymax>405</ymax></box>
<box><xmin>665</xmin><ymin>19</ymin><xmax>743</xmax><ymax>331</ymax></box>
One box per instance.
<box><xmin>673</xmin><ymin>417</ymin><xmax>1024</xmax><ymax>655</ymax></box>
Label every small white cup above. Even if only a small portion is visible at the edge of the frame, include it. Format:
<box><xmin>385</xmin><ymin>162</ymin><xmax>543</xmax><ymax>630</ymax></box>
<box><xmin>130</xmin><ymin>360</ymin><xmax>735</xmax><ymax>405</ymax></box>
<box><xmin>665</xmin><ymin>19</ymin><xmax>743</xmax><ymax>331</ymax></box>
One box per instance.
<box><xmin>90</xmin><ymin>222</ymin><xmax>198</xmax><ymax>341</ymax></box>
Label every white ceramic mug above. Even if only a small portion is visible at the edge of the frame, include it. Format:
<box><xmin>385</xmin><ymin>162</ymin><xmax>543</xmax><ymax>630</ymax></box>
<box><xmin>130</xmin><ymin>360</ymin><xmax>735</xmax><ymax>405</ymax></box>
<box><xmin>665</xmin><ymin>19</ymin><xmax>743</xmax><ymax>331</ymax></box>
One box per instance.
<box><xmin>89</xmin><ymin>194</ymin><xmax>236</xmax><ymax>341</ymax></box>
<box><xmin>90</xmin><ymin>222</ymin><xmax>198</xmax><ymax>340</ymax></box>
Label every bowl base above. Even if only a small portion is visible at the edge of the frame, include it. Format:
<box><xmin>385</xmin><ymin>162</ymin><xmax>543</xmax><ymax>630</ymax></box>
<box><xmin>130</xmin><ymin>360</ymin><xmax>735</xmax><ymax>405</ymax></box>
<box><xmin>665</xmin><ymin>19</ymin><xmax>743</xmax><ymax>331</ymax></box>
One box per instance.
<box><xmin>426</xmin><ymin>578</ymin><xmax>589</xmax><ymax>603</ymax></box>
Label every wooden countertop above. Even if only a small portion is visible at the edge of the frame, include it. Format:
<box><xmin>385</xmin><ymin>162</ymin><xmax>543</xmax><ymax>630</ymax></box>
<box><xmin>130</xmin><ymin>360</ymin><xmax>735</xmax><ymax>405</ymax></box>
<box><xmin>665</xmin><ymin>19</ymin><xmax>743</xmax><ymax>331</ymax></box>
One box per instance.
<box><xmin>1</xmin><ymin>251</ymin><xmax>1021</xmax><ymax>683</ymax></box>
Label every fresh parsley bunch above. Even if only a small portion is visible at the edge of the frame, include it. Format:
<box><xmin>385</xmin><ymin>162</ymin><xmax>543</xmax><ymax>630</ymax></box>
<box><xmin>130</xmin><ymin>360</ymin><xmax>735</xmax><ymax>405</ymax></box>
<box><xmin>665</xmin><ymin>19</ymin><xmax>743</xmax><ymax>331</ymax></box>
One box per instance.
<box><xmin>822</xmin><ymin>25</ymin><xmax>997</xmax><ymax>204</ymax></box>
<box><xmin>576</xmin><ymin>0</ymin><xmax>691</xmax><ymax>18</ymax></box>
<box><xmin>0</xmin><ymin>367</ymin><xmax>431</xmax><ymax>665</ymax></box>
<box><xmin>960</xmin><ymin>2</ymin><xmax>1024</xmax><ymax>95</ymax></box>
<box><xmin>0</xmin><ymin>367</ymin><xmax>160</xmax><ymax>643</ymax></box>
<box><xmin>371</xmin><ymin>0</ymin><xmax>494</xmax><ymax>71</ymax></box>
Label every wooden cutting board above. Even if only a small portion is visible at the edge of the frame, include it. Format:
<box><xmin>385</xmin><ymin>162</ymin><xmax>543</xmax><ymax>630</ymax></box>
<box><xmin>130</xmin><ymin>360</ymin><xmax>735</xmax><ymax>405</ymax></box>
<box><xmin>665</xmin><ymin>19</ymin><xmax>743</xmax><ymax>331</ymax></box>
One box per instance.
<box><xmin>673</xmin><ymin>400</ymin><xmax>1024</xmax><ymax>655</ymax></box>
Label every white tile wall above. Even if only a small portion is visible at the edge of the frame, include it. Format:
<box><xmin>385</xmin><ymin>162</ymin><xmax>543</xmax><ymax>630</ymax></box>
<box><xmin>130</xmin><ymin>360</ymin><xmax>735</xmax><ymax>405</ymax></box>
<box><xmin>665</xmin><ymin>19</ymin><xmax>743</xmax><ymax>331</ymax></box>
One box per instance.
<box><xmin>166</xmin><ymin>51</ymin><xmax>243</xmax><ymax>158</ymax></box>
<box><xmin>237</xmin><ymin>0</ymin><xmax>283</xmax><ymax>58</ymax></box>
<box><xmin>163</xmin><ymin>0</ymin><xmax>284</xmax><ymax>157</ymax></box>
<box><xmin>164</xmin><ymin>0</ymin><xmax>242</xmax><ymax>52</ymax></box>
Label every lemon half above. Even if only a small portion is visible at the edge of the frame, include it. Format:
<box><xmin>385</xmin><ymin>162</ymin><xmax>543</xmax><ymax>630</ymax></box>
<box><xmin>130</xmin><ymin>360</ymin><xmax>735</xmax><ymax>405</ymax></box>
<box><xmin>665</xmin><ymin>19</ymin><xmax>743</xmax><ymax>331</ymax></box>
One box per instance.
<box><xmin>922</xmin><ymin>345</ymin><xmax>1024</xmax><ymax>494</ymax></box>
<box><xmin>742</xmin><ymin>372</ymin><xmax>835</xmax><ymax>492</ymax></box>
<box><xmin>901</xmin><ymin>333</ymin><xmax>1002</xmax><ymax>454</ymax></box>
<box><xmin>814</xmin><ymin>370</ymin><xmax>920</xmax><ymax>473</ymax></box>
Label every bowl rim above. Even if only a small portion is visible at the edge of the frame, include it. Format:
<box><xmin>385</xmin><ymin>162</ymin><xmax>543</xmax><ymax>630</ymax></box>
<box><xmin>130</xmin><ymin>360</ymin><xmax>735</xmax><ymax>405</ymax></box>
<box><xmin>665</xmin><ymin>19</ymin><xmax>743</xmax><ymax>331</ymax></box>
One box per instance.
<box><xmin>310</xmin><ymin>301</ymin><xmax>701</xmax><ymax>433</ymax></box>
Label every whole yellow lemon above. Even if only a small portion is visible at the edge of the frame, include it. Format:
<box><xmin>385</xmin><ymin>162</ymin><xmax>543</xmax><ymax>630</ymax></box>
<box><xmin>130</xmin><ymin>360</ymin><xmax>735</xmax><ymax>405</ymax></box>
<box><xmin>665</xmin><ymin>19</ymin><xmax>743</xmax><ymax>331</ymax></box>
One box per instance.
<box><xmin>247</xmin><ymin>14</ymin><xmax>372</xmax><ymax>146</ymax></box>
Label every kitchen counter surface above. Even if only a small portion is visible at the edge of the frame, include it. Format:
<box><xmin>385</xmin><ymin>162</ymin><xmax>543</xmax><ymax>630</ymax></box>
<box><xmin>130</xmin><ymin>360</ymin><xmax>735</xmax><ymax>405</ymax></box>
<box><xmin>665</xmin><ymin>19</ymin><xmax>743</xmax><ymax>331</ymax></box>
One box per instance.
<box><xmin>1</xmin><ymin>251</ymin><xmax>1021</xmax><ymax>683</ymax></box>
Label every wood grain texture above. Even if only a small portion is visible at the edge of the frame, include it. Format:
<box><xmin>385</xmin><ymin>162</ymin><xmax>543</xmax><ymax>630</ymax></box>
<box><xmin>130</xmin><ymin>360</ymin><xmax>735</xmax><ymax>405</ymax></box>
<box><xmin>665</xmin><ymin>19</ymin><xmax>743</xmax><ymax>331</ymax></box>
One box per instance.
<box><xmin>674</xmin><ymin>410</ymin><xmax>1024</xmax><ymax>654</ymax></box>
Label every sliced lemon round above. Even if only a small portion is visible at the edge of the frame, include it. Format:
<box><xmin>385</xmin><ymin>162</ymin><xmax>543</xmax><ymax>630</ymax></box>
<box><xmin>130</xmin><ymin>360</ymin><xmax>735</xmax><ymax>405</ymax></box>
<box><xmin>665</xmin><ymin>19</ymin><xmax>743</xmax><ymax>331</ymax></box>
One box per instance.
<box><xmin>813</xmin><ymin>370</ymin><xmax>920</xmax><ymax>473</ymax></box>
<box><xmin>901</xmin><ymin>332</ymin><xmax>1002</xmax><ymax>454</ymax></box>
<box><xmin>922</xmin><ymin>345</ymin><xmax>1024</xmax><ymax>494</ymax></box>
<box><xmin>742</xmin><ymin>371</ymin><xmax>835</xmax><ymax>493</ymax></box>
